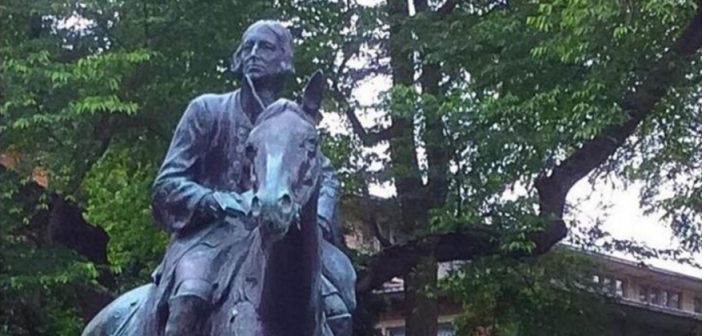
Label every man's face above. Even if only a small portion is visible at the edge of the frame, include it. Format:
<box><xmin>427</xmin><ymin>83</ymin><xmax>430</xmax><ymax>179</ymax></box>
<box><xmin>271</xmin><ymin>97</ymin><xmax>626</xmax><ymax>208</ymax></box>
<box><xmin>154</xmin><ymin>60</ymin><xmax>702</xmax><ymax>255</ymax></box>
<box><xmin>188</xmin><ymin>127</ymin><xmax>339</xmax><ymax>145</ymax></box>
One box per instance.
<box><xmin>238</xmin><ymin>26</ymin><xmax>285</xmax><ymax>79</ymax></box>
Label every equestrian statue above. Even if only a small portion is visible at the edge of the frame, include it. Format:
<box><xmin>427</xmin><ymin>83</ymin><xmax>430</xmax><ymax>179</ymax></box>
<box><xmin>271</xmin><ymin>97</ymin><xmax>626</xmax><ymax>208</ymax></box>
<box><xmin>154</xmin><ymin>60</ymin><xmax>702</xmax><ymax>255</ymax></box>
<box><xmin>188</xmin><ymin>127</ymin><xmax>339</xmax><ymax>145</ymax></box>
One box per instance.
<box><xmin>82</xmin><ymin>20</ymin><xmax>356</xmax><ymax>336</ymax></box>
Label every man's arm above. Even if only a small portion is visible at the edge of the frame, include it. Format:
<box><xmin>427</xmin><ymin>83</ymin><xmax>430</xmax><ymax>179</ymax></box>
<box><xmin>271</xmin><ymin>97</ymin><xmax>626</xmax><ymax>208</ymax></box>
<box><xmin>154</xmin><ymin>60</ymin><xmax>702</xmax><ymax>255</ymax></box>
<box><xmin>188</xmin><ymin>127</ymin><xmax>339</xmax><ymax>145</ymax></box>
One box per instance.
<box><xmin>318</xmin><ymin>155</ymin><xmax>343</xmax><ymax>246</ymax></box>
<box><xmin>151</xmin><ymin>97</ymin><xmax>246</xmax><ymax>234</ymax></box>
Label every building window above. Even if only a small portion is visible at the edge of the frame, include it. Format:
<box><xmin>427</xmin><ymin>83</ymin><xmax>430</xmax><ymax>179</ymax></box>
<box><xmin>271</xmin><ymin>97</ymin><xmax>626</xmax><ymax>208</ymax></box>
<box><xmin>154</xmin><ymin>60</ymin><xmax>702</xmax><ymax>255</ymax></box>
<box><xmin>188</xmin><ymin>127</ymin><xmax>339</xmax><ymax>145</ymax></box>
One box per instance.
<box><xmin>437</xmin><ymin>323</ymin><xmax>454</xmax><ymax>336</ymax></box>
<box><xmin>602</xmin><ymin>276</ymin><xmax>612</xmax><ymax>293</ymax></box>
<box><xmin>615</xmin><ymin>279</ymin><xmax>626</xmax><ymax>297</ymax></box>
<box><xmin>639</xmin><ymin>285</ymin><xmax>648</xmax><ymax>302</ymax></box>
<box><xmin>638</xmin><ymin>284</ymin><xmax>683</xmax><ymax>309</ymax></box>
<box><xmin>388</xmin><ymin>327</ymin><xmax>405</xmax><ymax>336</ymax></box>
<box><xmin>592</xmin><ymin>274</ymin><xmax>626</xmax><ymax>297</ymax></box>
<box><xmin>668</xmin><ymin>291</ymin><xmax>681</xmax><ymax>309</ymax></box>
<box><xmin>695</xmin><ymin>297</ymin><xmax>702</xmax><ymax>314</ymax></box>
<box><xmin>385</xmin><ymin>325</ymin><xmax>454</xmax><ymax>336</ymax></box>
<box><xmin>649</xmin><ymin>287</ymin><xmax>661</xmax><ymax>305</ymax></box>
<box><xmin>661</xmin><ymin>289</ymin><xmax>669</xmax><ymax>307</ymax></box>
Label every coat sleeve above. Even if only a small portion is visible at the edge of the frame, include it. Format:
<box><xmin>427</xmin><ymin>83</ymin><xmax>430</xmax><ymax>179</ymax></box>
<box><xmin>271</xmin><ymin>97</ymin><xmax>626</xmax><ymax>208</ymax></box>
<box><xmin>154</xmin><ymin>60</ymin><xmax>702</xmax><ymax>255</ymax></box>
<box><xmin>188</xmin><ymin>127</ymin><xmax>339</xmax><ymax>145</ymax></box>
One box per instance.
<box><xmin>151</xmin><ymin>97</ymin><xmax>215</xmax><ymax>234</ymax></box>
<box><xmin>317</xmin><ymin>155</ymin><xmax>343</xmax><ymax>246</ymax></box>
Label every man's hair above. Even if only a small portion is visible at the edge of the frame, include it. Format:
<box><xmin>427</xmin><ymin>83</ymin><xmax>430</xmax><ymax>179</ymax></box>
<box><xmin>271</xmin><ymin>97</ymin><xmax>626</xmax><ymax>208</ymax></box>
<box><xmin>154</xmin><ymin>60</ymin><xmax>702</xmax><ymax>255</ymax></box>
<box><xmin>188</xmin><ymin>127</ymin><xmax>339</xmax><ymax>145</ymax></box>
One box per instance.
<box><xmin>231</xmin><ymin>20</ymin><xmax>295</xmax><ymax>77</ymax></box>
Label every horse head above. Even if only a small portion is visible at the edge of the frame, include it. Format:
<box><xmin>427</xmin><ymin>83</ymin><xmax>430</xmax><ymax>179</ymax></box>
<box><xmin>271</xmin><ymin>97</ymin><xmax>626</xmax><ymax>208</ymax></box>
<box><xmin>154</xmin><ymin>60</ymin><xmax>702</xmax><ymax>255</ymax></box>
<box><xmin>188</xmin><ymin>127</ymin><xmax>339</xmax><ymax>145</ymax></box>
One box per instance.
<box><xmin>245</xmin><ymin>71</ymin><xmax>325</xmax><ymax>244</ymax></box>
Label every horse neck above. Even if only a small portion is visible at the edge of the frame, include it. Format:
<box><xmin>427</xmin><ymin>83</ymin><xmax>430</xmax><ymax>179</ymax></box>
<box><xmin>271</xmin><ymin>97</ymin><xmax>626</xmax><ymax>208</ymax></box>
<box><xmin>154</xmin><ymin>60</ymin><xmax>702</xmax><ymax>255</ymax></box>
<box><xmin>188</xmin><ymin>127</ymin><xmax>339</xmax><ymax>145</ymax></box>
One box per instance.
<box><xmin>259</xmin><ymin>189</ymin><xmax>321</xmax><ymax>335</ymax></box>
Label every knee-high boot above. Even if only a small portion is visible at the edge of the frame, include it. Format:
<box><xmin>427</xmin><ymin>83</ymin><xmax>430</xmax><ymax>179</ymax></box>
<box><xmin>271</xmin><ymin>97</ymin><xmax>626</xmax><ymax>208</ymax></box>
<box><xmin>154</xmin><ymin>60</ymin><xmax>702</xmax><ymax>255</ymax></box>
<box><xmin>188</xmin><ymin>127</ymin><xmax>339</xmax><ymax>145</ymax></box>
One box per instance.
<box><xmin>164</xmin><ymin>295</ymin><xmax>210</xmax><ymax>336</ymax></box>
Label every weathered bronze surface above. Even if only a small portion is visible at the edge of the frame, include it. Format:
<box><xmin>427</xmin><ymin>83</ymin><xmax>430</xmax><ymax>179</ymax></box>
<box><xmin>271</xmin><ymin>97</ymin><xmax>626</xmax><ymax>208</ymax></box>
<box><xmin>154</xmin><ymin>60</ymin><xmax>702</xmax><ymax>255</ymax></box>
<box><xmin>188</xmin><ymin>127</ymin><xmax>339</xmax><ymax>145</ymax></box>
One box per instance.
<box><xmin>82</xmin><ymin>20</ymin><xmax>355</xmax><ymax>336</ymax></box>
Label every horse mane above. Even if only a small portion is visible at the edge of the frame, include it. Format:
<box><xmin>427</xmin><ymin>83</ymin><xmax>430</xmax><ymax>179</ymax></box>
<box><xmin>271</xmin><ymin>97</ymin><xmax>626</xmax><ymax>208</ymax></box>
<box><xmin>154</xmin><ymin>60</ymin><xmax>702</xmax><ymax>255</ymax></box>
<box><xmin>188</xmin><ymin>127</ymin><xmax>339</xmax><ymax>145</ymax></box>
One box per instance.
<box><xmin>256</xmin><ymin>98</ymin><xmax>316</xmax><ymax>126</ymax></box>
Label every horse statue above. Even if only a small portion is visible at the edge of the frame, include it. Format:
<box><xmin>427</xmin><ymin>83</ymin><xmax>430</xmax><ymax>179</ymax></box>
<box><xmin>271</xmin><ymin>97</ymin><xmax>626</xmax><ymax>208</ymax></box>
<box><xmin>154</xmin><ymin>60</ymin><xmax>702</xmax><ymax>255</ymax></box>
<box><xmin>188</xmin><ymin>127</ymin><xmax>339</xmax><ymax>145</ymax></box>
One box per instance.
<box><xmin>82</xmin><ymin>72</ymin><xmax>344</xmax><ymax>335</ymax></box>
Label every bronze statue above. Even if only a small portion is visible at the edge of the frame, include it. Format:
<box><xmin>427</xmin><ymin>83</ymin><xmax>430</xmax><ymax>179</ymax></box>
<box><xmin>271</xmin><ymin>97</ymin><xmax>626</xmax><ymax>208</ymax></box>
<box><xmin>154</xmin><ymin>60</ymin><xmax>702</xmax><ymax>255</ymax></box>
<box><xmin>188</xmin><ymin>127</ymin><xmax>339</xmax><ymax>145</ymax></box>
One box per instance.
<box><xmin>82</xmin><ymin>20</ymin><xmax>355</xmax><ymax>336</ymax></box>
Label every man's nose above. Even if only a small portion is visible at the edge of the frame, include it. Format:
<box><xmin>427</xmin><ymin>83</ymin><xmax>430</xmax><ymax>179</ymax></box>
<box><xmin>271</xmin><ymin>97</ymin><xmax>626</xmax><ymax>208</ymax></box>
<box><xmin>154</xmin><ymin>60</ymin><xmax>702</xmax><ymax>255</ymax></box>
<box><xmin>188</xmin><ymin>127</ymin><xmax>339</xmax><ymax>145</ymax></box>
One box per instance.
<box><xmin>250</xmin><ymin>43</ymin><xmax>259</xmax><ymax>57</ymax></box>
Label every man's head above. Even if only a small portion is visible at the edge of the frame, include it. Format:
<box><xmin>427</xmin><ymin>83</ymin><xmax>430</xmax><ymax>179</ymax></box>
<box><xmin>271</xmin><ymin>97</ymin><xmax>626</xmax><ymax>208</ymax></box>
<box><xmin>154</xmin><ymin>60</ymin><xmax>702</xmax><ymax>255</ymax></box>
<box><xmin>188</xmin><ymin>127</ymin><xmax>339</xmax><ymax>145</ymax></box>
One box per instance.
<box><xmin>231</xmin><ymin>20</ymin><xmax>294</xmax><ymax>80</ymax></box>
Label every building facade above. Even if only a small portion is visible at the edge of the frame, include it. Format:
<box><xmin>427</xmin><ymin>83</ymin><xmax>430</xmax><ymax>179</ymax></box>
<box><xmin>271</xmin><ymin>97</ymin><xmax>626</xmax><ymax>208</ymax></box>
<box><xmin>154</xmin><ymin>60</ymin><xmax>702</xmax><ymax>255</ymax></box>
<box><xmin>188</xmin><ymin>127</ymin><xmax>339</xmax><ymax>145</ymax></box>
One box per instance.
<box><xmin>373</xmin><ymin>252</ymin><xmax>702</xmax><ymax>336</ymax></box>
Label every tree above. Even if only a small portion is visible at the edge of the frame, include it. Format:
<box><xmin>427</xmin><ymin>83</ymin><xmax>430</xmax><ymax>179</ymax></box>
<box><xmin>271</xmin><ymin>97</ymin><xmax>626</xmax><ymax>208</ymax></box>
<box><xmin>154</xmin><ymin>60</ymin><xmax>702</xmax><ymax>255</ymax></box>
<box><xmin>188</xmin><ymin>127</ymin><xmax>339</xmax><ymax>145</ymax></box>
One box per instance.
<box><xmin>333</xmin><ymin>0</ymin><xmax>702</xmax><ymax>333</ymax></box>
<box><xmin>444</xmin><ymin>250</ymin><xmax>617</xmax><ymax>336</ymax></box>
<box><xmin>3</xmin><ymin>0</ymin><xmax>702</xmax><ymax>335</ymax></box>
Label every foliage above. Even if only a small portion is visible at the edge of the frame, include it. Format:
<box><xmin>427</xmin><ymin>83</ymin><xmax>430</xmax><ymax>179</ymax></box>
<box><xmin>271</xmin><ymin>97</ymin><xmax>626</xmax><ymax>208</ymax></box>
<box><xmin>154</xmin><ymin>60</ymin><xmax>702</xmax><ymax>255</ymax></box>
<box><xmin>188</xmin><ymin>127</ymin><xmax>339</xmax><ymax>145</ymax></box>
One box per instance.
<box><xmin>444</xmin><ymin>250</ymin><xmax>614</xmax><ymax>336</ymax></box>
<box><xmin>398</xmin><ymin>0</ymin><xmax>701</xmax><ymax>238</ymax></box>
<box><xmin>0</xmin><ymin>169</ymin><xmax>99</xmax><ymax>335</ymax></box>
<box><xmin>82</xmin><ymin>143</ymin><xmax>166</xmax><ymax>288</ymax></box>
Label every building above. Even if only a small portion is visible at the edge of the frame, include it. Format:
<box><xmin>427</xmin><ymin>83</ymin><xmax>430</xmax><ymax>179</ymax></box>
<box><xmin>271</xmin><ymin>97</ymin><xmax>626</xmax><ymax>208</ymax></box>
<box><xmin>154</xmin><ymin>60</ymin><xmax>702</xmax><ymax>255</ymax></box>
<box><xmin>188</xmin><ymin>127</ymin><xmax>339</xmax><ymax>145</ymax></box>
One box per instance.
<box><xmin>588</xmin><ymin>253</ymin><xmax>702</xmax><ymax>335</ymax></box>
<box><xmin>0</xmin><ymin>152</ymin><xmax>48</xmax><ymax>187</ymax></box>
<box><xmin>373</xmin><ymin>251</ymin><xmax>702</xmax><ymax>336</ymax></box>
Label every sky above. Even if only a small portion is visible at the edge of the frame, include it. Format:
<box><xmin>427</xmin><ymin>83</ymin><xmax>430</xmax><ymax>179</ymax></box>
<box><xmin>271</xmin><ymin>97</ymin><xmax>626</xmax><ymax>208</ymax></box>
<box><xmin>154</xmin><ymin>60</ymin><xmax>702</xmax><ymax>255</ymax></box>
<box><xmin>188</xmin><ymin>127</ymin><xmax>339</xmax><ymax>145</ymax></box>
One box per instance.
<box><xmin>569</xmin><ymin>179</ymin><xmax>702</xmax><ymax>278</ymax></box>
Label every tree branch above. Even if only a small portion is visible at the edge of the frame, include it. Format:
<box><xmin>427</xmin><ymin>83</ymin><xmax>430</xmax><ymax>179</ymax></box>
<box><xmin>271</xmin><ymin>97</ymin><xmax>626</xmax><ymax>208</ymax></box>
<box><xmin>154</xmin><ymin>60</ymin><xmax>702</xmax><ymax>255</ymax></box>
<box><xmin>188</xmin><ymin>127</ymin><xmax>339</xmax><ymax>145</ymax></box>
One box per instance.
<box><xmin>357</xmin><ymin>226</ymin><xmax>499</xmax><ymax>293</ymax></box>
<box><xmin>344</xmin><ymin>107</ymin><xmax>398</xmax><ymax>146</ymax></box>
<box><xmin>436</xmin><ymin>0</ymin><xmax>457</xmax><ymax>17</ymax></box>
<box><xmin>361</xmin><ymin>178</ymin><xmax>393</xmax><ymax>248</ymax></box>
<box><xmin>0</xmin><ymin>164</ymin><xmax>111</xmax><ymax>266</ymax></box>
<box><xmin>1</xmin><ymin>162</ymin><xmax>114</xmax><ymax>319</ymax></box>
<box><xmin>357</xmin><ymin>1</ymin><xmax>702</xmax><ymax>294</ymax></box>
<box><xmin>533</xmin><ymin>1</ymin><xmax>702</xmax><ymax>253</ymax></box>
<box><xmin>328</xmin><ymin>64</ymin><xmax>397</xmax><ymax>147</ymax></box>
<box><xmin>329</xmin><ymin>35</ymin><xmax>398</xmax><ymax>147</ymax></box>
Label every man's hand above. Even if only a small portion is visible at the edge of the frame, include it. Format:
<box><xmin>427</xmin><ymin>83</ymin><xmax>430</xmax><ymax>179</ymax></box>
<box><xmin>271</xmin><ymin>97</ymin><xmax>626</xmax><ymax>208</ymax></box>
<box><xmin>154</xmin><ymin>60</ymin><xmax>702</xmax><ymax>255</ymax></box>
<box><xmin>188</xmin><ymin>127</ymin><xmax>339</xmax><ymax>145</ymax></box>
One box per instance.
<box><xmin>206</xmin><ymin>191</ymin><xmax>253</xmax><ymax>218</ymax></box>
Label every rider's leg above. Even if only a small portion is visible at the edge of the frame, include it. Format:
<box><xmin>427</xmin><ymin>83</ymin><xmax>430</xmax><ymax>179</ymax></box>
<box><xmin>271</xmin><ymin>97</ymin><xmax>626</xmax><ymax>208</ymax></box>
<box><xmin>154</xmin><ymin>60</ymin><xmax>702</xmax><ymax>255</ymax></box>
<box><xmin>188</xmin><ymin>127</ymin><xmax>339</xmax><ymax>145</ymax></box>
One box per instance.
<box><xmin>322</xmin><ymin>276</ymin><xmax>353</xmax><ymax>336</ymax></box>
<box><xmin>320</xmin><ymin>241</ymin><xmax>356</xmax><ymax>336</ymax></box>
<box><xmin>165</xmin><ymin>286</ymin><xmax>210</xmax><ymax>336</ymax></box>
<box><xmin>164</xmin><ymin>248</ymin><xmax>215</xmax><ymax>336</ymax></box>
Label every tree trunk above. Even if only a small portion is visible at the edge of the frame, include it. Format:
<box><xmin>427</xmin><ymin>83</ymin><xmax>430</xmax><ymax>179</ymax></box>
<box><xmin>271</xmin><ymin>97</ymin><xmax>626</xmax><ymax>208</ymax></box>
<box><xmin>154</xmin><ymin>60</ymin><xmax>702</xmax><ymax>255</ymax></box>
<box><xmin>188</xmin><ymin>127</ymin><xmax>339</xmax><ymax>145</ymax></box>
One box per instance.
<box><xmin>404</xmin><ymin>256</ymin><xmax>439</xmax><ymax>336</ymax></box>
<box><xmin>387</xmin><ymin>0</ymin><xmax>440</xmax><ymax>334</ymax></box>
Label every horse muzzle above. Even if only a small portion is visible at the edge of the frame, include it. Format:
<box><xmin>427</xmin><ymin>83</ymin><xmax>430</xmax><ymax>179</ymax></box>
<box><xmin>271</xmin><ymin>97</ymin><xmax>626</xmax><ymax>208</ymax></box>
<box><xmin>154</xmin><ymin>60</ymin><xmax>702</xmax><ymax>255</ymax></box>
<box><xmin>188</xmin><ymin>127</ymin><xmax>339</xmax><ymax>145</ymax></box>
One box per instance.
<box><xmin>251</xmin><ymin>190</ymin><xmax>299</xmax><ymax>240</ymax></box>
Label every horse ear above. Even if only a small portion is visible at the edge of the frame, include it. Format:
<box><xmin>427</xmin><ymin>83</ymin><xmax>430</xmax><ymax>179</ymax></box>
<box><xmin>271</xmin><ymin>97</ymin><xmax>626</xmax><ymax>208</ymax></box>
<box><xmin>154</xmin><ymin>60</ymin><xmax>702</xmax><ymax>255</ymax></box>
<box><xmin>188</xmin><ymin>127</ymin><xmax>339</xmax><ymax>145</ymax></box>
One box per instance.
<box><xmin>300</xmin><ymin>70</ymin><xmax>324</xmax><ymax>123</ymax></box>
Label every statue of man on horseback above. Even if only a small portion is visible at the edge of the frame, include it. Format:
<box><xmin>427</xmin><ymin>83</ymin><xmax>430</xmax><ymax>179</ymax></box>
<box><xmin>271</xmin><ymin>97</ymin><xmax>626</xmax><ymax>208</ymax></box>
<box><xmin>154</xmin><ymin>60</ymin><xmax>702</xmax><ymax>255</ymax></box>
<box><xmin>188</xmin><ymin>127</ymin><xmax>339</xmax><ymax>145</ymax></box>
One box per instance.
<box><xmin>82</xmin><ymin>20</ymin><xmax>355</xmax><ymax>336</ymax></box>
<box><xmin>148</xmin><ymin>20</ymin><xmax>355</xmax><ymax>335</ymax></box>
